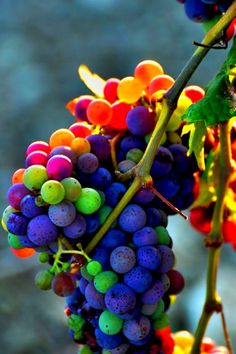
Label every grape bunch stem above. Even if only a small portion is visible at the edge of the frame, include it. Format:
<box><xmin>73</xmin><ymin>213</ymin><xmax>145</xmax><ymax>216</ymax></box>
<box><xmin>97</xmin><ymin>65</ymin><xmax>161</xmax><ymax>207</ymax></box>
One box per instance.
<box><xmin>83</xmin><ymin>2</ymin><xmax>236</xmax><ymax>352</ymax></box>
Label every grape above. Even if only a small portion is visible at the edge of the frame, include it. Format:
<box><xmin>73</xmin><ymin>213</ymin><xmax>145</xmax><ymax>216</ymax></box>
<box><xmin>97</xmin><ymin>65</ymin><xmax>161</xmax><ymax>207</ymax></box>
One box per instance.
<box><xmin>61</xmin><ymin>177</ymin><xmax>82</xmax><ymax>202</ymax></box>
<box><xmin>157</xmin><ymin>245</ymin><xmax>175</xmax><ymax>273</ymax></box>
<box><xmin>105</xmin><ymin>183</ymin><xmax>126</xmax><ymax>208</ymax></box>
<box><xmin>124</xmin><ymin>266</ymin><xmax>153</xmax><ymax>293</ymax></box>
<box><xmin>26</xmin><ymin>141</ymin><xmax>51</xmax><ymax>155</ymax></box>
<box><xmin>117</xmin><ymin>160</ymin><xmax>136</xmax><ymax>173</ymax></box>
<box><xmin>126</xmin><ymin>148</ymin><xmax>143</xmax><ymax>164</ymax></box>
<box><xmin>87</xmin><ymin>98</ymin><xmax>112</xmax><ymax>126</ymax></box>
<box><xmin>1</xmin><ymin>206</ymin><xmax>17</xmax><ymax>231</ymax></box>
<box><xmin>48</xmin><ymin>201</ymin><xmax>76</xmax><ymax>227</ymax></box>
<box><xmin>84</xmin><ymin>213</ymin><xmax>100</xmax><ymax>234</ymax></box>
<box><xmin>149</xmin><ymin>74</ymin><xmax>175</xmax><ymax>96</ymax></box>
<box><xmin>20</xmin><ymin>195</ymin><xmax>45</xmax><ymax>218</ymax></box>
<box><xmin>18</xmin><ymin>235</ymin><xmax>36</xmax><ymax>248</ymax></box>
<box><xmin>52</xmin><ymin>272</ymin><xmax>76</xmax><ymax>296</ymax></box>
<box><xmin>147</xmin><ymin>208</ymin><xmax>168</xmax><ymax>228</ymax></box>
<box><xmin>23</xmin><ymin>165</ymin><xmax>48</xmax><ymax>191</ymax></box>
<box><xmin>79</xmin><ymin>277</ymin><xmax>89</xmax><ymax>295</ymax></box>
<box><xmin>74</xmin><ymin>95</ymin><xmax>93</xmax><ymax>121</ymax></box>
<box><xmin>25</xmin><ymin>151</ymin><xmax>48</xmax><ymax>167</ymax></box>
<box><xmin>8</xmin><ymin>233</ymin><xmax>24</xmax><ymax>249</ymax></box>
<box><xmin>63</xmin><ymin>214</ymin><xmax>87</xmax><ymax>239</ymax></box>
<box><xmin>27</xmin><ymin>215</ymin><xmax>58</xmax><ymax>246</ymax></box>
<box><xmin>103</xmin><ymin>78</ymin><xmax>120</xmax><ymax>104</ymax></box>
<box><xmin>102</xmin><ymin>343</ymin><xmax>130</xmax><ymax>354</ymax></box>
<box><xmin>11</xmin><ymin>168</ymin><xmax>25</xmax><ymax>184</ymax></box>
<box><xmin>66</xmin><ymin>287</ymin><xmax>83</xmax><ymax>313</ymax></box>
<box><xmin>100</xmin><ymin>229</ymin><xmax>128</xmax><ymax>249</ymax></box>
<box><xmin>46</xmin><ymin>154</ymin><xmax>73</xmax><ymax>181</ymax></box>
<box><xmin>89</xmin><ymin>167</ymin><xmax>112</xmax><ymax>190</ymax></box>
<box><xmin>95</xmin><ymin>328</ymin><xmax>125</xmax><ymax>350</ymax></box>
<box><xmin>75</xmin><ymin>188</ymin><xmax>101</xmax><ymax>215</ymax></box>
<box><xmin>119</xmin><ymin>204</ymin><xmax>146</xmax><ymax>233</ymax></box>
<box><xmin>41</xmin><ymin>180</ymin><xmax>65</xmax><ymax>204</ymax></box>
<box><xmin>184</xmin><ymin>0</ymin><xmax>215</xmax><ymax>21</ymax></box>
<box><xmin>150</xmin><ymin>300</ymin><xmax>165</xmax><ymax>320</ymax></box>
<box><xmin>168</xmin><ymin>144</ymin><xmax>190</xmax><ymax>174</ymax></box>
<box><xmin>98</xmin><ymin>205</ymin><xmax>114</xmax><ymax>226</ymax></box>
<box><xmin>155</xmin><ymin>174</ymin><xmax>180</xmax><ymax>199</ymax></box>
<box><xmin>35</xmin><ymin>270</ymin><xmax>54</xmax><ymax>290</ymax></box>
<box><xmin>167</xmin><ymin>269</ymin><xmax>185</xmax><ymax>295</ymax></box>
<box><xmin>10</xmin><ymin>247</ymin><xmax>35</xmax><ymax>258</ymax></box>
<box><xmin>133</xmin><ymin>188</ymin><xmax>154</xmax><ymax>205</ymax></box>
<box><xmin>109</xmin><ymin>101</ymin><xmax>131</xmax><ymax>130</ymax></box>
<box><xmin>136</xmin><ymin>246</ymin><xmax>162</xmax><ymax>271</ymax></box>
<box><xmin>126</xmin><ymin>106</ymin><xmax>156</xmax><ymax>136</ymax></box>
<box><xmin>141</xmin><ymin>302</ymin><xmax>159</xmax><ymax>316</ymax></box>
<box><xmin>155</xmin><ymin>226</ymin><xmax>171</xmax><ymax>246</ymax></box>
<box><xmin>69</xmin><ymin>122</ymin><xmax>92</xmax><ymax>138</ymax></box>
<box><xmin>152</xmin><ymin>146</ymin><xmax>174</xmax><ymax>177</ymax></box>
<box><xmin>7</xmin><ymin>212</ymin><xmax>29</xmax><ymax>235</ymax></box>
<box><xmin>77</xmin><ymin>153</ymin><xmax>99</xmax><ymax>174</ymax></box>
<box><xmin>117</xmin><ymin>76</ymin><xmax>144</xmax><ymax>104</ymax></box>
<box><xmin>183</xmin><ymin>85</ymin><xmax>205</xmax><ymax>103</ymax></box>
<box><xmin>132</xmin><ymin>227</ymin><xmax>158</xmax><ymax>247</ymax></box>
<box><xmin>141</xmin><ymin>280</ymin><xmax>165</xmax><ymax>305</ymax></box>
<box><xmin>120</xmin><ymin>135</ymin><xmax>145</xmax><ymax>153</ymax></box>
<box><xmin>105</xmin><ymin>283</ymin><xmax>136</xmax><ymax>316</ymax></box>
<box><xmin>49</xmin><ymin>128</ymin><xmax>75</xmax><ymax>149</ymax></box>
<box><xmin>99</xmin><ymin>310</ymin><xmax>123</xmax><ymax>335</ymax></box>
<box><xmin>94</xmin><ymin>271</ymin><xmax>118</xmax><ymax>294</ymax></box>
<box><xmin>123</xmin><ymin>316</ymin><xmax>151</xmax><ymax>341</ymax></box>
<box><xmin>86</xmin><ymin>260</ymin><xmax>102</xmax><ymax>276</ymax></box>
<box><xmin>49</xmin><ymin>145</ymin><xmax>77</xmax><ymax>164</ymax></box>
<box><xmin>92</xmin><ymin>247</ymin><xmax>111</xmax><ymax>270</ymax></box>
<box><xmin>110</xmin><ymin>246</ymin><xmax>136</xmax><ymax>274</ymax></box>
<box><xmin>71</xmin><ymin>137</ymin><xmax>91</xmax><ymax>156</ymax></box>
<box><xmin>134</xmin><ymin>60</ymin><xmax>164</xmax><ymax>87</ymax></box>
<box><xmin>84</xmin><ymin>282</ymin><xmax>105</xmax><ymax>310</ymax></box>
<box><xmin>87</xmin><ymin>134</ymin><xmax>111</xmax><ymax>161</ymax></box>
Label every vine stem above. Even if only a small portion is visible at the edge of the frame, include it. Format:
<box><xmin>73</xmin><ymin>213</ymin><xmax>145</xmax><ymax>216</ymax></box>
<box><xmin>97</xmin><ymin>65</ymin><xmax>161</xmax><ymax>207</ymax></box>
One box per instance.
<box><xmin>85</xmin><ymin>3</ymin><xmax>236</xmax><ymax>255</ymax></box>
<box><xmin>191</xmin><ymin>121</ymin><xmax>234</xmax><ymax>353</ymax></box>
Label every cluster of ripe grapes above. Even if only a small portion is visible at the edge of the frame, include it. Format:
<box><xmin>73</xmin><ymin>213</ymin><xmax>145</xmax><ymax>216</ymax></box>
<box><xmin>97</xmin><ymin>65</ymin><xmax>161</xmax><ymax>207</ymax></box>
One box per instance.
<box><xmin>1</xmin><ymin>59</ymin><xmax>208</xmax><ymax>353</ymax></box>
<box><xmin>177</xmin><ymin>0</ymin><xmax>234</xmax><ymax>22</ymax></box>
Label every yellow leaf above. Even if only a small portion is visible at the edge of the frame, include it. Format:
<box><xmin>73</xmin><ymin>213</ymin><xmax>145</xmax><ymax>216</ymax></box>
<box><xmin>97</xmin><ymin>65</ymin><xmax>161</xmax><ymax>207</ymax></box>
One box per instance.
<box><xmin>78</xmin><ymin>65</ymin><xmax>106</xmax><ymax>97</ymax></box>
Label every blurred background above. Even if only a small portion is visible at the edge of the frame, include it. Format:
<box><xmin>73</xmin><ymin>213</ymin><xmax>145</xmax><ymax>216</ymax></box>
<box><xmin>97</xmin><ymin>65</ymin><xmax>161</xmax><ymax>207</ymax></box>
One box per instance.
<box><xmin>0</xmin><ymin>1</ymin><xmax>235</xmax><ymax>353</ymax></box>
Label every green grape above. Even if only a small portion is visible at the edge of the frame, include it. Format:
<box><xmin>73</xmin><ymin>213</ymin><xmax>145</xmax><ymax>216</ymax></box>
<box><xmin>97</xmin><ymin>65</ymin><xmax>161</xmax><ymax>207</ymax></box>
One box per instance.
<box><xmin>99</xmin><ymin>310</ymin><xmax>123</xmax><ymax>335</ymax></box>
<box><xmin>80</xmin><ymin>265</ymin><xmax>94</xmax><ymax>281</ymax></box>
<box><xmin>38</xmin><ymin>253</ymin><xmax>50</xmax><ymax>263</ymax></box>
<box><xmin>155</xmin><ymin>226</ymin><xmax>171</xmax><ymax>245</ymax></box>
<box><xmin>67</xmin><ymin>314</ymin><xmax>85</xmax><ymax>332</ymax></box>
<box><xmin>152</xmin><ymin>312</ymin><xmax>169</xmax><ymax>329</ymax></box>
<box><xmin>94</xmin><ymin>271</ymin><xmax>118</xmax><ymax>294</ymax></box>
<box><xmin>1</xmin><ymin>205</ymin><xmax>17</xmax><ymax>231</ymax></box>
<box><xmin>41</xmin><ymin>180</ymin><xmax>65</xmax><ymax>204</ymax></box>
<box><xmin>150</xmin><ymin>299</ymin><xmax>165</xmax><ymax>320</ymax></box>
<box><xmin>8</xmin><ymin>233</ymin><xmax>24</xmax><ymax>249</ymax></box>
<box><xmin>126</xmin><ymin>148</ymin><xmax>143</xmax><ymax>163</ymax></box>
<box><xmin>23</xmin><ymin>165</ymin><xmax>48</xmax><ymax>190</ymax></box>
<box><xmin>78</xmin><ymin>345</ymin><xmax>93</xmax><ymax>354</ymax></box>
<box><xmin>86</xmin><ymin>260</ymin><xmax>102</xmax><ymax>276</ymax></box>
<box><xmin>75</xmin><ymin>188</ymin><xmax>101</xmax><ymax>215</ymax></box>
<box><xmin>98</xmin><ymin>205</ymin><xmax>116</xmax><ymax>226</ymax></box>
<box><xmin>35</xmin><ymin>270</ymin><xmax>54</xmax><ymax>290</ymax></box>
<box><xmin>62</xmin><ymin>262</ymin><xmax>71</xmax><ymax>270</ymax></box>
<box><xmin>61</xmin><ymin>177</ymin><xmax>82</xmax><ymax>202</ymax></box>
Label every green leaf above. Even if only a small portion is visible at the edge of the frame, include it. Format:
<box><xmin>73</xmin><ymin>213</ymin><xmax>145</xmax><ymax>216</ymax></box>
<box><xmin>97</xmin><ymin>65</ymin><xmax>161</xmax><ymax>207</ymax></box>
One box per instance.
<box><xmin>182</xmin><ymin>121</ymin><xmax>206</xmax><ymax>170</ymax></box>
<box><xmin>183</xmin><ymin>37</ymin><xmax>236</xmax><ymax>126</ymax></box>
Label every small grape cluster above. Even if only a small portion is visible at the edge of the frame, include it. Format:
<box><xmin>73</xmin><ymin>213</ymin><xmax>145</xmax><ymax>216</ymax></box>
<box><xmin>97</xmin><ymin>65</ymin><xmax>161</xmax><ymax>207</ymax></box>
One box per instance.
<box><xmin>1</xmin><ymin>59</ymin><xmax>203</xmax><ymax>353</ymax></box>
<box><xmin>177</xmin><ymin>0</ymin><xmax>234</xmax><ymax>22</ymax></box>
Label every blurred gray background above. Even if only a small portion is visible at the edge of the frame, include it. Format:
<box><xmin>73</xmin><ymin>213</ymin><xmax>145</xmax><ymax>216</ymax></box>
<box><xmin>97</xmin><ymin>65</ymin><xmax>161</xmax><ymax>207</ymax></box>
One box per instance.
<box><xmin>0</xmin><ymin>1</ymin><xmax>235</xmax><ymax>353</ymax></box>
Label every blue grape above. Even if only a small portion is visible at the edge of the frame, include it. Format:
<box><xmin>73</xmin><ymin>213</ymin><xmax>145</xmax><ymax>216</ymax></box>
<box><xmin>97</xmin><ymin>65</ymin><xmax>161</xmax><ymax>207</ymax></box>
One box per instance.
<box><xmin>105</xmin><ymin>182</ymin><xmax>126</xmax><ymax>208</ymax></box>
<box><xmin>124</xmin><ymin>266</ymin><xmax>153</xmax><ymax>293</ymax></box>
<box><xmin>126</xmin><ymin>106</ymin><xmax>155</xmax><ymax>136</ymax></box>
<box><xmin>92</xmin><ymin>247</ymin><xmax>111</xmax><ymax>270</ymax></box>
<box><xmin>85</xmin><ymin>282</ymin><xmax>105</xmax><ymax>310</ymax></box>
<box><xmin>119</xmin><ymin>204</ymin><xmax>146</xmax><ymax>233</ymax></box>
<box><xmin>146</xmin><ymin>208</ymin><xmax>168</xmax><ymax>228</ymax></box>
<box><xmin>123</xmin><ymin>316</ymin><xmax>151</xmax><ymax>341</ymax></box>
<box><xmin>77</xmin><ymin>152</ymin><xmax>99</xmax><ymax>174</ymax></box>
<box><xmin>48</xmin><ymin>201</ymin><xmax>76</xmax><ymax>227</ymax></box>
<box><xmin>117</xmin><ymin>160</ymin><xmax>136</xmax><ymax>173</ymax></box>
<box><xmin>132</xmin><ymin>227</ymin><xmax>158</xmax><ymax>247</ymax></box>
<box><xmin>79</xmin><ymin>277</ymin><xmax>89</xmax><ymax>295</ymax></box>
<box><xmin>151</xmin><ymin>147</ymin><xmax>173</xmax><ymax>177</ymax></box>
<box><xmin>133</xmin><ymin>188</ymin><xmax>154</xmax><ymax>205</ymax></box>
<box><xmin>155</xmin><ymin>173</ymin><xmax>180</xmax><ymax>199</ymax></box>
<box><xmin>184</xmin><ymin>0</ymin><xmax>215</xmax><ymax>21</ymax></box>
<box><xmin>157</xmin><ymin>245</ymin><xmax>175</xmax><ymax>273</ymax></box>
<box><xmin>100</xmin><ymin>229</ymin><xmax>128</xmax><ymax>249</ymax></box>
<box><xmin>89</xmin><ymin>167</ymin><xmax>112</xmax><ymax>190</ymax></box>
<box><xmin>169</xmin><ymin>144</ymin><xmax>191</xmax><ymax>174</ymax></box>
<box><xmin>160</xmin><ymin>273</ymin><xmax>170</xmax><ymax>293</ymax></box>
<box><xmin>110</xmin><ymin>246</ymin><xmax>136</xmax><ymax>274</ymax></box>
<box><xmin>27</xmin><ymin>215</ymin><xmax>58</xmax><ymax>246</ymax></box>
<box><xmin>95</xmin><ymin>328</ymin><xmax>125</xmax><ymax>350</ymax></box>
<box><xmin>87</xmin><ymin>135</ymin><xmax>111</xmax><ymax>161</ymax></box>
<box><xmin>84</xmin><ymin>213</ymin><xmax>100</xmax><ymax>234</ymax></box>
<box><xmin>20</xmin><ymin>195</ymin><xmax>45</xmax><ymax>218</ymax></box>
<box><xmin>18</xmin><ymin>235</ymin><xmax>36</xmax><ymax>248</ymax></box>
<box><xmin>105</xmin><ymin>283</ymin><xmax>136</xmax><ymax>315</ymax></box>
<box><xmin>120</xmin><ymin>135</ymin><xmax>145</xmax><ymax>153</ymax></box>
<box><xmin>141</xmin><ymin>280</ymin><xmax>165</xmax><ymax>305</ymax></box>
<box><xmin>136</xmin><ymin>246</ymin><xmax>162</xmax><ymax>271</ymax></box>
<box><xmin>66</xmin><ymin>287</ymin><xmax>83</xmax><ymax>313</ymax></box>
<box><xmin>7</xmin><ymin>212</ymin><xmax>29</xmax><ymax>235</ymax></box>
<box><xmin>63</xmin><ymin>214</ymin><xmax>87</xmax><ymax>239</ymax></box>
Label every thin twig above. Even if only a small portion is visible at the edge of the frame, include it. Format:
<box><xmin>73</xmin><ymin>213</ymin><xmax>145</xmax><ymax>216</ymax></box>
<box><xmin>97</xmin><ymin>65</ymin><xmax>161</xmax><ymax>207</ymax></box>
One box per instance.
<box><xmin>220</xmin><ymin>307</ymin><xmax>233</xmax><ymax>353</ymax></box>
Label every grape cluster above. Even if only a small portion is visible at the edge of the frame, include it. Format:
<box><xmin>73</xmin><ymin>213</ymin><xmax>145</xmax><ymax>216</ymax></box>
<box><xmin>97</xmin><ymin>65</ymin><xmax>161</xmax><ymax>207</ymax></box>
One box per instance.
<box><xmin>177</xmin><ymin>0</ymin><xmax>234</xmax><ymax>22</ymax></box>
<box><xmin>1</xmin><ymin>59</ymin><xmax>203</xmax><ymax>353</ymax></box>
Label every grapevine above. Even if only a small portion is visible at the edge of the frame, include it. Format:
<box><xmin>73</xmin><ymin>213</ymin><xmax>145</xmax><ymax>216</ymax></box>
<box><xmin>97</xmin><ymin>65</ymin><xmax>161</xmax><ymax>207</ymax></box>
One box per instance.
<box><xmin>1</xmin><ymin>1</ymin><xmax>236</xmax><ymax>354</ymax></box>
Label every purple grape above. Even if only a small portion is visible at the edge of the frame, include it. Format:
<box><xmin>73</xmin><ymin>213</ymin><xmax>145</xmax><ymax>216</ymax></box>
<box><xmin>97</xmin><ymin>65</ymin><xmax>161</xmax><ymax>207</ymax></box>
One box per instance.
<box><xmin>119</xmin><ymin>204</ymin><xmax>146</xmax><ymax>233</ymax></box>
<box><xmin>124</xmin><ymin>266</ymin><xmax>153</xmax><ymax>293</ymax></box>
<box><xmin>87</xmin><ymin>135</ymin><xmax>111</xmax><ymax>161</ymax></box>
<box><xmin>85</xmin><ymin>282</ymin><xmax>105</xmax><ymax>310</ymax></box>
<box><xmin>120</xmin><ymin>135</ymin><xmax>145</xmax><ymax>153</ymax></box>
<box><xmin>105</xmin><ymin>182</ymin><xmax>126</xmax><ymax>208</ymax></box>
<box><xmin>169</xmin><ymin>144</ymin><xmax>191</xmax><ymax>174</ymax></box>
<box><xmin>18</xmin><ymin>235</ymin><xmax>37</xmax><ymax>248</ymax></box>
<box><xmin>7</xmin><ymin>183</ymin><xmax>30</xmax><ymax>210</ymax></box>
<box><xmin>27</xmin><ymin>215</ymin><xmax>58</xmax><ymax>246</ymax></box>
<box><xmin>132</xmin><ymin>227</ymin><xmax>158</xmax><ymax>247</ymax></box>
<box><xmin>48</xmin><ymin>200</ymin><xmax>76</xmax><ymax>227</ymax></box>
<box><xmin>100</xmin><ymin>229</ymin><xmax>128</xmax><ymax>249</ymax></box>
<box><xmin>92</xmin><ymin>247</ymin><xmax>111</xmax><ymax>270</ymax></box>
<box><xmin>95</xmin><ymin>328</ymin><xmax>125</xmax><ymax>350</ymax></box>
<box><xmin>105</xmin><ymin>283</ymin><xmax>136</xmax><ymax>316</ymax></box>
<box><xmin>151</xmin><ymin>146</ymin><xmax>174</xmax><ymax>177</ymax></box>
<box><xmin>136</xmin><ymin>246</ymin><xmax>162</xmax><ymax>271</ymax></box>
<box><xmin>66</xmin><ymin>287</ymin><xmax>83</xmax><ymax>313</ymax></box>
<box><xmin>63</xmin><ymin>214</ymin><xmax>87</xmax><ymax>239</ymax></box>
<box><xmin>133</xmin><ymin>188</ymin><xmax>155</xmax><ymax>204</ymax></box>
<box><xmin>141</xmin><ymin>280</ymin><xmax>165</xmax><ymax>305</ymax></box>
<box><xmin>46</xmin><ymin>154</ymin><xmax>73</xmax><ymax>181</ymax></box>
<box><xmin>7</xmin><ymin>212</ymin><xmax>29</xmax><ymax>235</ymax></box>
<box><xmin>157</xmin><ymin>245</ymin><xmax>175</xmax><ymax>273</ymax></box>
<box><xmin>49</xmin><ymin>145</ymin><xmax>77</xmax><ymax>164</ymax></box>
<box><xmin>155</xmin><ymin>173</ymin><xmax>180</xmax><ymax>199</ymax></box>
<box><xmin>20</xmin><ymin>195</ymin><xmax>45</xmax><ymax>218</ymax></box>
<box><xmin>123</xmin><ymin>316</ymin><xmax>151</xmax><ymax>341</ymax></box>
<box><xmin>83</xmin><ymin>213</ymin><xmax>100</xmax><ymax>234</ymax></box>
<box><xmin>146</xmin><ymin>208</ymin><xmax>168</xmax><ymax>228</ymax></box>
<box><xmin>110</xmin><ymin>246</ymin><xmax>136</xmax><ymax>274</ymax></box>
<box><xmin>89</xmin><ymin>167</ymin><xmax>112</xmax><ymax>190</ymax></box>
<box><xmin>77</xmin><ymin>152</ymin><xmax>99</xmax><ymax>174</ymax></box>
<box><xmin>79</xmin><ymin>277</ymin><xmax>89</xmax><ymax>295</ymax></box>
<box><xmin>126</xmin><ymin>106</ymin><xmax>155</xmax><ymax>136</ymax></box>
